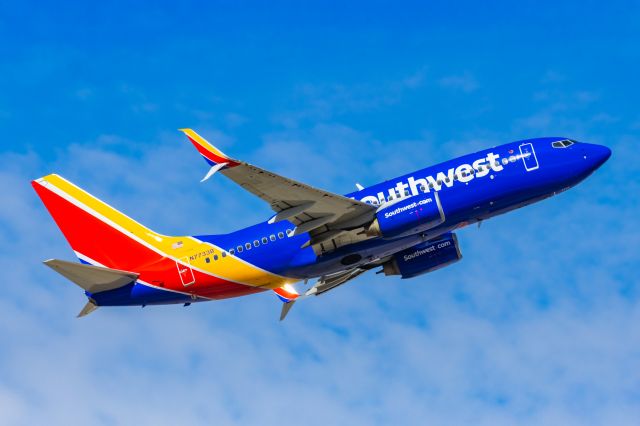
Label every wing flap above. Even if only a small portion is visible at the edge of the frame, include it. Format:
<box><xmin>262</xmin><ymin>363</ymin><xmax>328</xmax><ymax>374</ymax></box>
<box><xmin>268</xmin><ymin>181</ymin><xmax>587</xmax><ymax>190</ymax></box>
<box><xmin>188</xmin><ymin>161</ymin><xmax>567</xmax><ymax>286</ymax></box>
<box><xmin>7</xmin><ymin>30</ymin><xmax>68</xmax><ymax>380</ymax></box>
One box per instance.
<box><xmin>306</xmin><ymin>268</ymin><xmax>368</xmax><ymax>296</ymax></box>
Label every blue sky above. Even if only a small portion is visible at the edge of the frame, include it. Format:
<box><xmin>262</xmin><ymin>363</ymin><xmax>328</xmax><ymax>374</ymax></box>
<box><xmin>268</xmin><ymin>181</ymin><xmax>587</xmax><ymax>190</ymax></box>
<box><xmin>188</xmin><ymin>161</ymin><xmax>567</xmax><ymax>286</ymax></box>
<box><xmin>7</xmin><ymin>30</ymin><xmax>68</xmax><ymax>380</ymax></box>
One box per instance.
<box><xmin>1</xmin><ymin>1</ymin><xmax>639</xmax><ymax>424</ymax></box>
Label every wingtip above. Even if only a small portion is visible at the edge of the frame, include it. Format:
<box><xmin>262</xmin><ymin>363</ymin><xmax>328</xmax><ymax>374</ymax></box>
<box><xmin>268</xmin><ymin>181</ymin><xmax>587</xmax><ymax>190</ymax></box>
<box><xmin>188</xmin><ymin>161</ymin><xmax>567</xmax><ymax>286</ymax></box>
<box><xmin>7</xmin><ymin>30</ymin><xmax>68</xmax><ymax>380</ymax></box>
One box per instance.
<box><xmin>77</xmin><ymin>300</ymin><xmax>98</xmax><ymax>318</ymax></box>
<box><xmin>179</xmin><ymin>128</ymin><xmax>240</xmax><ymax>168</ymax></box>
<box><xmin>279</xmin><ymin>301</ymin><xmax>295</xmax><ymax>321</ymax></box>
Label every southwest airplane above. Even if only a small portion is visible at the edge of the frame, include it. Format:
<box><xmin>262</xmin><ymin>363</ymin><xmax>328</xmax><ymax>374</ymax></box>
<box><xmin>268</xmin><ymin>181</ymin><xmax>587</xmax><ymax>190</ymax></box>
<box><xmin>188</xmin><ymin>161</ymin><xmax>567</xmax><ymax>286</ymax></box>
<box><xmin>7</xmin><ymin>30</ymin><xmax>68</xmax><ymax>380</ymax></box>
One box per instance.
<box><xmin>32</xmin><ymin>130</ymin><xmax>611</xmax><ymax>319</ymax></box>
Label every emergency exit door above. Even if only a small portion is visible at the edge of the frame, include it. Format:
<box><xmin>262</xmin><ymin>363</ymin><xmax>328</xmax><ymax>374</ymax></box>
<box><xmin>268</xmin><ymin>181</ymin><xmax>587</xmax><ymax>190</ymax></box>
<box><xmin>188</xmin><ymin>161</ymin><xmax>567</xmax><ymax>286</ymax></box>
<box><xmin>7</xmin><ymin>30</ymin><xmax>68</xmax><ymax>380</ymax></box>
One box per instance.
<box><xmin>176</xmin><ymin>257</ymin><xmax>195</xmax><ymax>286</ymax></box>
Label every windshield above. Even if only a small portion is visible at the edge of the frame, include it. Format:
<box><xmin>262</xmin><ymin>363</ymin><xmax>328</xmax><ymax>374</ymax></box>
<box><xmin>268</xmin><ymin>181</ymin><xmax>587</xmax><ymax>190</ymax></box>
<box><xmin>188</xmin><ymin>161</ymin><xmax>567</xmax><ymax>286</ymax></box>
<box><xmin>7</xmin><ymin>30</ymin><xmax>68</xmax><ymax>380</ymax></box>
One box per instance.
<box><xmin>552</xmin><ymin>139</ymin><xmax>575</xmax><ymax>148</ymax></box>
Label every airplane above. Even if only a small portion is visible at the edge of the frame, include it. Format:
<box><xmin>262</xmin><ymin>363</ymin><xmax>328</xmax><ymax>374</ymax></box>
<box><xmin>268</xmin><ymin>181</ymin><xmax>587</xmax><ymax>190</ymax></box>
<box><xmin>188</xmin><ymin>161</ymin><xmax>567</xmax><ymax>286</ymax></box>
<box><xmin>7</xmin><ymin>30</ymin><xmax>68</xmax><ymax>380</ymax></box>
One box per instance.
<box><xmin>32</xmin><ymin>130</ymin><xmax>611</xmax><ymax>320</ymax></box>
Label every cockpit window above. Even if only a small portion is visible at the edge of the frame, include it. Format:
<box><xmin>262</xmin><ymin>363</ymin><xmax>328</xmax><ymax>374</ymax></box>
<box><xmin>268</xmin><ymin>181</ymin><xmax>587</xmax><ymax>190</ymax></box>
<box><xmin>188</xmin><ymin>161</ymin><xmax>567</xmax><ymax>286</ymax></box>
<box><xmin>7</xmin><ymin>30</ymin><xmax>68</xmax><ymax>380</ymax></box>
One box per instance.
<box><xmin>552</xmin><ymin>139</ymin><xmax>576</xmax><ymax>148</ymax></box>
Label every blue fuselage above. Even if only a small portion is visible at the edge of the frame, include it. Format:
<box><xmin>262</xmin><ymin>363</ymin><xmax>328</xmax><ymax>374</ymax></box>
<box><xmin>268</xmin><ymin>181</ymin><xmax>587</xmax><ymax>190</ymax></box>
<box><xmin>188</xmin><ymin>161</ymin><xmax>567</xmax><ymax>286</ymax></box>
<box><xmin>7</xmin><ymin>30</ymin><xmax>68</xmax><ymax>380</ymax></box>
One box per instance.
<box><xmin>196</xmin><ymin>137</ymin><xmax>611</xmax><ymax>279</ymax></box>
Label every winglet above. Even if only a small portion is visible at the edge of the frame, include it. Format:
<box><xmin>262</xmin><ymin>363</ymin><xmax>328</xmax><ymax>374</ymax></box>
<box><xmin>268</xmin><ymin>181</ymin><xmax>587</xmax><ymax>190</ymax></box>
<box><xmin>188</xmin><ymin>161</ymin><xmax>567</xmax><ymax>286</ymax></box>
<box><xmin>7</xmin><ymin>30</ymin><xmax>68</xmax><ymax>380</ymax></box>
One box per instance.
<box><xmin>280</xmin><ymin>301</ymin><xmax>295</xmax><ymax>321</ymax></box>
<box><xmin>179</xmin><ymin>129</ymin><xmax>240</xmax><ymax>177</ymax></box>
<box><xmin>200</xmin><ymin>162</ymin><xmax>228</xmax><ymax>182</ymax></box>
<box><xmin>77</xmin><ymin>300</ymin><xmax>98</xmax><ymax>318</ymax></box>
<box><xmin>273</xmin><ymin>284</ymin><xmax>300</xmax><ymax>321</ymax></box>
<box><xmin>273</xmin><ymin>284</ymin><xmax>299</xmax><ymax>303</ymax></box>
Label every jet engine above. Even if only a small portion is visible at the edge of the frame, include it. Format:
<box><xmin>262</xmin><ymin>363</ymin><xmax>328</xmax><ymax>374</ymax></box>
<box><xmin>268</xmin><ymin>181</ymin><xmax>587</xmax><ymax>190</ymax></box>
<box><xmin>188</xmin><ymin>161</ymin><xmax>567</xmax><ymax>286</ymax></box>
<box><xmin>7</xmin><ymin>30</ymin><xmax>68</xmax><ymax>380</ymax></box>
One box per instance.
<box><xmin>365</xmin><ymin>191</ymin><xmax>445</xmax><ymax>239</ymax></box>
<box><xmin>381</xmin><ymin>232</ymin><xmax>462</xmax><ymax>279</ymax></box>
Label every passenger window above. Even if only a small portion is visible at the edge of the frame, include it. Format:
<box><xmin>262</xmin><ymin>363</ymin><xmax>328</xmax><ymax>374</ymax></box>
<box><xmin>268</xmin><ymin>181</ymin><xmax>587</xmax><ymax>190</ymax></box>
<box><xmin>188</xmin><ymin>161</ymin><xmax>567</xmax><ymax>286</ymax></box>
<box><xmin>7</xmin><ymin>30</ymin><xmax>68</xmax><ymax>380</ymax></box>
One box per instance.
<box><xmin>229</xmin><ymin>249</ymin><xmax>235</xmax><ymax>255</ymax></box>
<box><xmin>286</xmin><ymin>229</ymin><xmax>294</xmax><ymax>237</ymax></box>
<box><xmin>214</xmin><ymin>254</ymin><xmax>219</xmax><ymax>261</ymax></box>
<box><xmin>502</xmin><ymin>158</ymin><xmax>508</xmax><ymax>165</ymax></box>
<box><xmin>237</xmin><ymin>246</ymin><xmax>243</xmax><ymax>253</ymax></box>
<box><xmin>205</xmin><ymin>257</ymin><xmax>210</xmax><ymax>263</ymax></box>
<box><xmin>262</xmin><ymin>237</ymin><xmax>268</xmax><ymax>244</ymax></box>
<box><xmin>419</xmin><ymin>185</ymin><xmax>426</xmax><ymax>192</ymax></box>
<box><xmin>509</xmin><ymin>156</ymin><xmax>516</xmax><ymax>163</ymax></box>
<box><xmin>245</xmin><ymin>243</ymin><xmax>251</xmax><ymax>250</ymax></box>
<box><xmin>253</xmin><ymin>240</ymin><xmax>259</xmax><ymax>247</ymax></box>
<box><xmin>278</xmin><ymin>232</ymin><xmax>284</xmax><ymax>239</ymax></box>
<box><xmin>270</xmin><ymin>234</ymin><xmax>276</xmax><ymax>242</ymax></box>
<box><xmin>222</xmin><ymin>252</ymin><xmax>226</xmax><ymax>258</ymax></box>
<box><xmin>404</xmin><ymin>189</ymin><xmax>410</xmax><ymax>196</ymax></box>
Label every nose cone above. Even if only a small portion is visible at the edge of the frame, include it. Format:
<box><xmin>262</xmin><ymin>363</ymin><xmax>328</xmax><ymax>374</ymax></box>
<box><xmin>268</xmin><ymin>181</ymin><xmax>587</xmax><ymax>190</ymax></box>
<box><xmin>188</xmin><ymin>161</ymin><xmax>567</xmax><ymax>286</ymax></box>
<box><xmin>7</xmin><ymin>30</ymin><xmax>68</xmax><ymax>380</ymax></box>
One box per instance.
<box><xmin>588</xmin><ymin>144</ymin><xmax>612</xmax><ymax>169</ymax></box>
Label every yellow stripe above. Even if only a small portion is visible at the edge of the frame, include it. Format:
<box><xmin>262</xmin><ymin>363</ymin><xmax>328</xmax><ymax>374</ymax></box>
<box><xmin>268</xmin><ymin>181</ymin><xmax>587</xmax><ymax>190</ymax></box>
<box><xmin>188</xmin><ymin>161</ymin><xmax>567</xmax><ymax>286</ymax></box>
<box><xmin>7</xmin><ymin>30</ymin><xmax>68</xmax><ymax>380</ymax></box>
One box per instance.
<box><xmin>178</xmin><ymin>128</ymin><xmax>233</xmax><ymax>160</ymax></box>
<box><xmin>39</xmin><ymin>174</ymin><xmax>293</xmax><ymax>289</ymax></box>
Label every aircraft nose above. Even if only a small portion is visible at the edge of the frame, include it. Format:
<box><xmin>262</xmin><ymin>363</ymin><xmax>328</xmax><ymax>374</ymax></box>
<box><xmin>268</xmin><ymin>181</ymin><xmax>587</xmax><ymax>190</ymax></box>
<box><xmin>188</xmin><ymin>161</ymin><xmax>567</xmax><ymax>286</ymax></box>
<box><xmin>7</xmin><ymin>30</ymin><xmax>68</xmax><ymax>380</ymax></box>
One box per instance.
<box><xmin>588</xmin><ymin>144</ymin><xmax>612</xmax><ymax>169</ymax></box>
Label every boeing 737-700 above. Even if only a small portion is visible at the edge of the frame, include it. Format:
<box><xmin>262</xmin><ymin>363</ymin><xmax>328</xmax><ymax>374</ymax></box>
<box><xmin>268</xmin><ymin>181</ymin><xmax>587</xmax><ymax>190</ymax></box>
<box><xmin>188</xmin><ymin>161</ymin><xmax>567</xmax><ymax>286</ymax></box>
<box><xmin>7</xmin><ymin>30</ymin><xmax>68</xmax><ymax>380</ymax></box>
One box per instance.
<box><xmin>32</xmin><ymin>130</ymin><xmax>611</xmax><ymax>319</ymax></box>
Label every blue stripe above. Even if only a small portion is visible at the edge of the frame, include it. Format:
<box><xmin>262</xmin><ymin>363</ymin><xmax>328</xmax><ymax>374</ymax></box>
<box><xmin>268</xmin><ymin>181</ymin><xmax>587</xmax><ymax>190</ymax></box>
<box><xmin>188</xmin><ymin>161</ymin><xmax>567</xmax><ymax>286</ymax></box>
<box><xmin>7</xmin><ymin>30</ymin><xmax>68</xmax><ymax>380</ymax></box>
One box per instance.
<box><xmin>89</xmin><ymin>283</ymin><xmax>202</xmax><ymax>306</ymax></box>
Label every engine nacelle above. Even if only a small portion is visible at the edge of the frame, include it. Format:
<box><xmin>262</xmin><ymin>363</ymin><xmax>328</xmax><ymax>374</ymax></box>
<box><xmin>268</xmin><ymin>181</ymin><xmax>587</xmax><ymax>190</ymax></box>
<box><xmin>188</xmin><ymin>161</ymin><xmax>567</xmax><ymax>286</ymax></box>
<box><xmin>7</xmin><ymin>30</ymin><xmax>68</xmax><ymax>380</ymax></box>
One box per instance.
<box><xmin>366</xmin><ymin>191</ymin><xmax>445</xmax><ymax>238</ymax></box>
<box><xmin>382</xmin><ymin>233</ymin><xmax>462</xmax><ymax>279</ymax></box>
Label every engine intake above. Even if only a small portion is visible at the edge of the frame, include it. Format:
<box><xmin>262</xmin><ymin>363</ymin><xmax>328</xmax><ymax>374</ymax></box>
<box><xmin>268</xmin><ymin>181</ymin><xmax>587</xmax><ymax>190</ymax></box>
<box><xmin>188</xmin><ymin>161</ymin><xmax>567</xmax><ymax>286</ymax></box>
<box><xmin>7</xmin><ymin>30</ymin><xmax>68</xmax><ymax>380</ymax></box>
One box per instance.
<box><xmin>383</xmin><ymin>232</ymin><xmax>462</xmax><ymax>279</ymax></box>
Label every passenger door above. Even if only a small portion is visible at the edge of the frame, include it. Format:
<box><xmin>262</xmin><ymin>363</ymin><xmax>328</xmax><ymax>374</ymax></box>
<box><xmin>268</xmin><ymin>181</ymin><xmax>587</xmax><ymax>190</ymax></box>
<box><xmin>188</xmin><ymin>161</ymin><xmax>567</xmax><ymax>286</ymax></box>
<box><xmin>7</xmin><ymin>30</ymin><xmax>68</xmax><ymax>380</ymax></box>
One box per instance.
<box><xmin>519</xmin><ymin>142</ymin><xmax>539</xmax><ymax>171</ymax></box>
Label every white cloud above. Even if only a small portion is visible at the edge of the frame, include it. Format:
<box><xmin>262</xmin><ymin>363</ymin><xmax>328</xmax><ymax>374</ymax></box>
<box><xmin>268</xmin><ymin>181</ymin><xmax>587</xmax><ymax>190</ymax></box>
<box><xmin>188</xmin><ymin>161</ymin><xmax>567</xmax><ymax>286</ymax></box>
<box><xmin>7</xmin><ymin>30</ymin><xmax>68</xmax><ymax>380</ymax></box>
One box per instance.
<box><xmin>439</xmin><ymin>72</ymin><xmax>479</xmax><ymax>93</ymax></box>
<box><xmin>0</xmin><ymin>127</ymin><xmax>638</xmax><ymax>425</ymax></box>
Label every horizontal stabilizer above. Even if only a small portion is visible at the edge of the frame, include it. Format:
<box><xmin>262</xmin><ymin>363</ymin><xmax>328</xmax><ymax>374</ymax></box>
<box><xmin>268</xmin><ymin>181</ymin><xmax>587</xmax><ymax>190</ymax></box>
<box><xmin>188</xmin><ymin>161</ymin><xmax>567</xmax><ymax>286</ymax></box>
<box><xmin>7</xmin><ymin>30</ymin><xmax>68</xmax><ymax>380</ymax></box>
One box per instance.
<box><xmin>44</xmin><ymin>259</ymin><xmax>138</xmax><ymax>294</ymax></box>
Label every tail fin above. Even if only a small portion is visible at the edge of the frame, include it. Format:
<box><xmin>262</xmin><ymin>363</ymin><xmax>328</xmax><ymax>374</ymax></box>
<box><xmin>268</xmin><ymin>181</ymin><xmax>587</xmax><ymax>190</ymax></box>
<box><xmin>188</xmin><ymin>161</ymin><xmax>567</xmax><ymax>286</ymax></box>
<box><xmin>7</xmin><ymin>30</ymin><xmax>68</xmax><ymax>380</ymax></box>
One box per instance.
<box><xmin>179</xmin><ymin>129</ymin><xmax>240</xmax><ymax>181</ymax></box>
<box><xmin>32</xmin><ymin>174</ymin><xmax>167</xmax><ymax>271</ymax></box>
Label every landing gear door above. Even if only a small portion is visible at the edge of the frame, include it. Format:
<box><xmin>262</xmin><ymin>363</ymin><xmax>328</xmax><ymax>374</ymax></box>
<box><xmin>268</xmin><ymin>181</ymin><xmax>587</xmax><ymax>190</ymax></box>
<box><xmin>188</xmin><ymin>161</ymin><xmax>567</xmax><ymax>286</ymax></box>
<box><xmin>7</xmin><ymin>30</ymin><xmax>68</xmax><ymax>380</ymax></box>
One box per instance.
<box><xmin>176</xmin><ymin>257</ymin><xmax>195</xmax><ymax>286</ymax></box>
<box><xmin>519</xmin><ymin>143</ymin><xmax>539</xmax><ymax>171</ymax></box>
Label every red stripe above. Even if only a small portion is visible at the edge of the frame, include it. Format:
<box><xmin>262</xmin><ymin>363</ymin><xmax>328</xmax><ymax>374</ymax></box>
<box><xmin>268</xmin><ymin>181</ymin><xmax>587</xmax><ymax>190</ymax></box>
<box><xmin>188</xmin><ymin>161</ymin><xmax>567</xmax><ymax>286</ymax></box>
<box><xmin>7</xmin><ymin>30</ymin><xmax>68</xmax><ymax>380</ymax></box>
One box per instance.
<box><xmin>273</xmin><ymin>287</ymin><xmax>298</xmax><ymax>300</ymax></box>
<box><xmin>33</xmin><ymin>182</ymin><xmax>261</xmax><ymax>300</ymax></box>
<box><xmin>186</xmin><ymin>136</ymin><xmax>240</xmax><ymax>167</ymax></box>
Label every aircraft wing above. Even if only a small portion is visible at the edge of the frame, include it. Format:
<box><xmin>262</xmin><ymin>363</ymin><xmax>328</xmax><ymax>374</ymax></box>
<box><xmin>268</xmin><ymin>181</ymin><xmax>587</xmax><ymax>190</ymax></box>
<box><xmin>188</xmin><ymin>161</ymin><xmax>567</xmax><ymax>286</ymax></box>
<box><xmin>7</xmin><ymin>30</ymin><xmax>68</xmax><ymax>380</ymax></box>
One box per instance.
<box><xmin>181</xmin><ymin>129</ymin><xmax>377</xmax><ymax>246</ymax></box>
<box><xmin>272</xmin><ymin>257</ymin><xmax>389</xmax><ymax>320</ymax></box>
<box><xmin>272</xmin><ymin>268</ymin><xmax>368</xmax><ymax>320</ymax></box>
<box><xmin>305</xmin><ymin>267</ymin><xmax>369</xmax><ymax>296</ymax></box>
